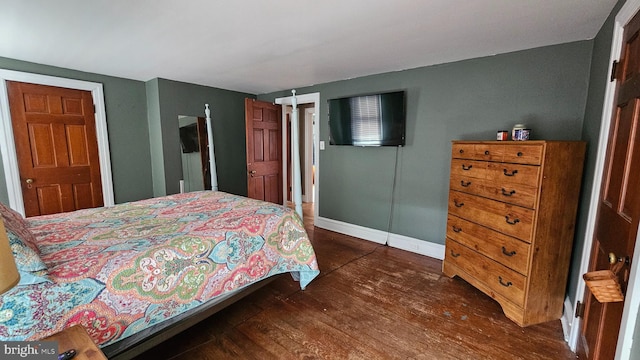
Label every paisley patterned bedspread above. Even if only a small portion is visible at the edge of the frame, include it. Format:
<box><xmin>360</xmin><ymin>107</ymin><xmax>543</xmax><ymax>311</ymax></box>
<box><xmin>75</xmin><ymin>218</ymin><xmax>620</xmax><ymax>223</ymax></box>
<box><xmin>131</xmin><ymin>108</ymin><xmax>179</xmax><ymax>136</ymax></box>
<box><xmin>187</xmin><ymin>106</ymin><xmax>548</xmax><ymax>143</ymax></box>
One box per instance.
<box><xmin>0</xmin><ymin>191</ymin><xmax>319</xmax><ymax>347</ymax></box>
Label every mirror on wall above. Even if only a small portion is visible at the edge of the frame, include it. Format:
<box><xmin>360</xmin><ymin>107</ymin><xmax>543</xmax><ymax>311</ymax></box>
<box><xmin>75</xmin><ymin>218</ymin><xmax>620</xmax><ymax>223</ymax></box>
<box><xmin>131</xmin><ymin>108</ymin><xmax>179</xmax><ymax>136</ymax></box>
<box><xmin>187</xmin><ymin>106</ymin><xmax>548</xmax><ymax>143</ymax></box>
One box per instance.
<box><xmin>178</xmin><ymin>115</ymin><xmax>211</xmax><ymax>192</ymax></box>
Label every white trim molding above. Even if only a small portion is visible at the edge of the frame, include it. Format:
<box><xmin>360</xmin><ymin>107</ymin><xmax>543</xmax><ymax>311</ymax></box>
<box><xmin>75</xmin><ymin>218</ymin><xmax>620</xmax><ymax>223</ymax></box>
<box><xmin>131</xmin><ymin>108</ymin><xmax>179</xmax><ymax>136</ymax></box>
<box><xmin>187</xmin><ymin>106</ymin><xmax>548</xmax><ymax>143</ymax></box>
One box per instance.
<box><xmin>303</xmin><ymin>107</ymin><xmax>315</xmax><ymax>203</ymax></box>
<box><xmin>315</xmin><ymin>216</ymin><xmax>388</xmax><ymax>244</ymax></box>
<box><xmin>388</xmin><ymin>232</ymin><xmax>445</xmax><ymax>260</ymax></box>
<box><xmin>561</xmin><ymin>296</ymin><xmax>574</xmax><ymax>343</ymax></box>
<box><xmin>567</xmin><ymin>1</ymin><xmax>640</xmax><ymax>357</ymax></box>
<box><xmin>315</xmin><ymin>216</ymin><xmax>446</xmax><ymax>260</ymax></box>
<box><xmin>0</xmin><ymin>69</ymin><xmax>114</xmax><ymax>215</ymax></box>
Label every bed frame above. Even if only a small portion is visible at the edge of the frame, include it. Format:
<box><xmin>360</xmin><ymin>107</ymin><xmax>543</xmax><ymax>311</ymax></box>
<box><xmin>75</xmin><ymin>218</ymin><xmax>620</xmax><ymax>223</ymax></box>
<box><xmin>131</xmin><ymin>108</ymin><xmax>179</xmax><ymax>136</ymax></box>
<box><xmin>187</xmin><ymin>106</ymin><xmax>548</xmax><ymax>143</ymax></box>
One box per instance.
<box><xmin>106</xmin><ymin>276</ymin><xmax>279</xmax><ymax>360</ymax></box>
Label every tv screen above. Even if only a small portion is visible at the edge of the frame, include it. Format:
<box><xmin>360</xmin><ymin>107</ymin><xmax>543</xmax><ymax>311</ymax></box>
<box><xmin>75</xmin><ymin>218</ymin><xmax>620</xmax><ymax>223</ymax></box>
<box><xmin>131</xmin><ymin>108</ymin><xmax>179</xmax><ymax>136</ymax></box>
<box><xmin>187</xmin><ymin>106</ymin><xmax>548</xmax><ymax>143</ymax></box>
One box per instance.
<box><xmin>328</xmin><ymin>91</ymin><xmax>405</xmax><ymax>146</ymax></box>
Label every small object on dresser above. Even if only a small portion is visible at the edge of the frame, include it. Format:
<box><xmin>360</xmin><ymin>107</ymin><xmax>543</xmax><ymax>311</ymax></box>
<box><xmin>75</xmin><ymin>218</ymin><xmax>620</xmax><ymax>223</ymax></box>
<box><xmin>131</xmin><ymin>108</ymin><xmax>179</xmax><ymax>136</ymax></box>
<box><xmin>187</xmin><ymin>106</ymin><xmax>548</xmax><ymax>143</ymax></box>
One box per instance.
<box><xmin>497</xmin><ymin>130</ymin><xmax>508</xmax><ymax>141</ymax></box>
<box><xmin>515</xmin><ymin>128</ymin><xmax>531</xmax><ymax>141</ymax></box>
<box><xmin>511</xmin><ymin>124</ymin><xmax>526</xmax><ymax>140</ymax></box>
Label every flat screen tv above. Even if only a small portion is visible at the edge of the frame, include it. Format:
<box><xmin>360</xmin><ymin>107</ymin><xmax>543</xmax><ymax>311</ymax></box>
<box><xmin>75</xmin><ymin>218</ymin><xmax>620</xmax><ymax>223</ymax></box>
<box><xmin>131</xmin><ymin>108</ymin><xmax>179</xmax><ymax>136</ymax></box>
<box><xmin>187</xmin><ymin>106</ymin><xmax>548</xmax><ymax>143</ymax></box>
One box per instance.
<box><xmin>328</xmin><ymin>91</ymin><xmax>405</xmax><ymax>146</ymax></box>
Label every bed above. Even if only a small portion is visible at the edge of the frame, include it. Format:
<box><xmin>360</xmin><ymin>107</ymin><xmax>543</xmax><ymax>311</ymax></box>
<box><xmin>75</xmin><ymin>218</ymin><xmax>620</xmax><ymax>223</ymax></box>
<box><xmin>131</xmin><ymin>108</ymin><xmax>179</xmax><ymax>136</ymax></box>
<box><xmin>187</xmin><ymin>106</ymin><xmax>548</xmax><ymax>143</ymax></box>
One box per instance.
<box><xmin>0</xmin><ymin>190</ymin><xmax>320</xmax><ymax>359</ymax></box>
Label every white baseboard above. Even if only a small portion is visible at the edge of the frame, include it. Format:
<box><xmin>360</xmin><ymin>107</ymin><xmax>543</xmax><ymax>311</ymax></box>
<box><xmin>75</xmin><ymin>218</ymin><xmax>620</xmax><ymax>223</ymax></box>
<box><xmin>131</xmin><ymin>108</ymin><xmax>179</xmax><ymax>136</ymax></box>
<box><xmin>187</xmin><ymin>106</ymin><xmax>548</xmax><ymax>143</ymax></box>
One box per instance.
<box><xmin>315</xmin><ymin>216</ymin><xmax>445</xmax><ymax>260</ymax></box>
<box><xmin>561</xmin><ymin>296</ymin><xmax>574</xmax><ymax>344</ymax></box>
<box><xmin>315</xmin><ymin>217</ymin><xmax>388</xmax><ymax>244</ymax></box>
<box><xmin>387</xmin><ymin>232</ymin><xmax>445</xmax><ymax>259</ymax></box>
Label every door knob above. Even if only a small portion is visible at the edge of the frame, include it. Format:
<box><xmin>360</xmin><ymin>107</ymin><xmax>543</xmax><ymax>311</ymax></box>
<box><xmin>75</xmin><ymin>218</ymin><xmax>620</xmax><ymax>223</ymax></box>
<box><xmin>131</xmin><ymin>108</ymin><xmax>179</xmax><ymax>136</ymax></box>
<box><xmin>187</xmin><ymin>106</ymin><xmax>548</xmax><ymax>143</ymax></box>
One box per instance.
<box><xmin>249</xmin><ymin>170</ymin><xmax>256</xmax><ymax>174</ymax></box>
<box><xmin>609</xmin><ymin>252</ymin><xmax>630</xmax><ymax>265</ymax></box>
<box><xmin>25</xmin><ymin>178</ymin><xmax>34</xmax><ymax>184</ymax></box>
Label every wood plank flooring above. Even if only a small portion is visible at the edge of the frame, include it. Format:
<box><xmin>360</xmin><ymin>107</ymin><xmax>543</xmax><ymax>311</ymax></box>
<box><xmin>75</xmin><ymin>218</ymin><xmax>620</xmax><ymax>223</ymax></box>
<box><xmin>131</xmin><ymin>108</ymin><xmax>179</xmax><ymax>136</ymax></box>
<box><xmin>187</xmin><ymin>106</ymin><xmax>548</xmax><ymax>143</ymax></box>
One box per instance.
<box><xmin>133</xmin><ymin>204</ymin><xmax>575</xmax><ymax>360</ymax></box>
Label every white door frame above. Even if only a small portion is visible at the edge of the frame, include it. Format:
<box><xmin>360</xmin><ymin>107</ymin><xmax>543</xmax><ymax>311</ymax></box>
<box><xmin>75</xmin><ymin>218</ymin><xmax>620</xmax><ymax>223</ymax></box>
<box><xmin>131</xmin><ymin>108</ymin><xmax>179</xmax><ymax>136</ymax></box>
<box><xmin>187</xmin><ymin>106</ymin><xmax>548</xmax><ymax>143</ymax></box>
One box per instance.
<box><xmin>304</xmin><ymin>107</ymin><xmax>315</xmax><ymax>203</ymax></box>
<box><xmin>568</xmin><ymin>1</ymin><xmax>640</xmax><ymax>358</ymax></box>
<box><xmin>0</xmin><ymin>69</ymin><xmax>114</xmax><ymax>215</ymax></box>
<box><xmin>275</xmin><ymin>92</ymin><xmax>320</xmax><ymax>225</ymax></box>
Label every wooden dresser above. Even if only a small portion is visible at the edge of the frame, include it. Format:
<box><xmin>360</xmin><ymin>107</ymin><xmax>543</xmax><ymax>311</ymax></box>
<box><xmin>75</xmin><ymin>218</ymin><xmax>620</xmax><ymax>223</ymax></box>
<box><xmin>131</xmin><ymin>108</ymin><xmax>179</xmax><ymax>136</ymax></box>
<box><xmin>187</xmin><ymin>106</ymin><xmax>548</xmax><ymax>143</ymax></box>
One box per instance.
<box><xmin>442</xmin><ymin>140</ymin><xmax>586</xmax><ymax>326</ymax></box>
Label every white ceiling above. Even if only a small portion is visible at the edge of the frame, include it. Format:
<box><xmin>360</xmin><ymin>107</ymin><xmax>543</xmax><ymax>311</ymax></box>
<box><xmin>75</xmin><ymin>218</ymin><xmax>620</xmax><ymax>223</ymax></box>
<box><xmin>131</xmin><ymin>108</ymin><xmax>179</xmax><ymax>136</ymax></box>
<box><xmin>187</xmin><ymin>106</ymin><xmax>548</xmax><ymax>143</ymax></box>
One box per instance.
<box><xmin>0</xmin><ymin>0</ymin><xmax>618</xmax><ymax>94</ymax></box>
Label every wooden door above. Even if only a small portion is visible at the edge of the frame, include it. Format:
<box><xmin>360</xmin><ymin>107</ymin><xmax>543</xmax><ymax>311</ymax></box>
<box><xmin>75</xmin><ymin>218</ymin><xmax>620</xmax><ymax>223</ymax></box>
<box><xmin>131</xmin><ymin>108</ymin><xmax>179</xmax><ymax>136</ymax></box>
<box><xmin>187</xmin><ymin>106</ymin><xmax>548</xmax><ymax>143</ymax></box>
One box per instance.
<box><xmin>7</xmin><ymin>81</ymin><xmax>103</xmax><ymax>217</ymax></box>
<box><xmin>244</xmin><ymin>98</ymin><xmax>283</xmax><ymax>204</ymax></box>
<box><xmin>578</xmin><ymin>11</ymin><xmax>640</xmax><ymax>360</ymax></box>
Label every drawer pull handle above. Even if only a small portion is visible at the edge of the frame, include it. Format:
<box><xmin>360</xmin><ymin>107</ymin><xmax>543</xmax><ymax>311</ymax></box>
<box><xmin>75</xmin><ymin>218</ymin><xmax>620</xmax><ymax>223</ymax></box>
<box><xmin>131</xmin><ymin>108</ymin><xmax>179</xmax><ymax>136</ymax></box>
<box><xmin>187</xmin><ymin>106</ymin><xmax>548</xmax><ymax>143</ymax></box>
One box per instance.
<box><xmin>517</xmin><ymin>152</ymin><xmax>523</xmax><ymax>157</ymax></box>
<box><xmin>460</xmin><ymin>180</ymin><xmax>471</xmax><ymax>187</ymax></box>
<box><xmin>503</xmin><ymin>169</ymin><xmax>518</xmax><ymax>176</ymax></box>
<box><xmin>452</xmin><ymin>226</ymin><xmax>462</xmax><ymax>233</ymax></box>
<box><xmin>454</xmin><ymin>200</ymin><xmax>464</xmax><ymax>208</ymax></box>
<box><xmin>505</xmin><ymin>216</ymin><xmax>520</xmax><ymax>225</ymax></box>
<box><xmin>459</xmin><ymin>149</ymin><xmax>464</xmax><ymax>154</ymax></box>
<box><xmin>462</xmin><ymin>164</ymin><xmax>473</xmax><ymax>171</ymax></box>
<box><xmin>450</xmin><ymin>250</ymin><xmax>461</xmax><ymax>258</ymax></box>
<box><xmin>501</xmin><ymin>188</ymin><xmax>516</xmax><ymax>196</ymax></box>
<box><xmin>501</xmin><ymin>246</ymin><xmax>516</xmax><ymax>256</ymax></box>
<box><xmin>484</xmin><ymin>150</ymin><xmax>490</xmax><ymax>155</ymax></box>
<box><xmin>498</xmin><ymin>276</ymin><xmax>513</xmax><ymax>287</ymax></box>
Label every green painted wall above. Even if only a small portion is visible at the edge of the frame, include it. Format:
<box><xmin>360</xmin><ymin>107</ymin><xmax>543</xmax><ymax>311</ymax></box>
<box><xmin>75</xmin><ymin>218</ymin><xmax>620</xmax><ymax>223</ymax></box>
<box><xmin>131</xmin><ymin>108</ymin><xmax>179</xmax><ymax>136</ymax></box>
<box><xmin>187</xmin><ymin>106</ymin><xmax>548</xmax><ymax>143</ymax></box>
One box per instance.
<box><xmin>147</xmin><ymin>78</ymin><xmax>254</xmax><ymax>197</ymax></box>
<box><xmin>261</xmin><ymin>41</ymin><xmax>592</xmax><ymax>244</ymax></box>
<box><xmin>0</xmin><ymin>57</ymin><xmax>153</xmax><ymax>205</ymax></box>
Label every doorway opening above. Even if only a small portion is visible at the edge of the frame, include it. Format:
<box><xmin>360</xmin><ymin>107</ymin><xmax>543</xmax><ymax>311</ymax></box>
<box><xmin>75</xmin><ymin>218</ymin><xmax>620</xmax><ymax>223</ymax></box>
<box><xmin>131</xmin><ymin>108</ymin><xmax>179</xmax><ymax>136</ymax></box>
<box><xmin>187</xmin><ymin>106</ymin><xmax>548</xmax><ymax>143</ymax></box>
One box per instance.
<box><xmin>275</xmin><ymin>92</ymin><xmax>320</xmax><ymax>225</ymax></box>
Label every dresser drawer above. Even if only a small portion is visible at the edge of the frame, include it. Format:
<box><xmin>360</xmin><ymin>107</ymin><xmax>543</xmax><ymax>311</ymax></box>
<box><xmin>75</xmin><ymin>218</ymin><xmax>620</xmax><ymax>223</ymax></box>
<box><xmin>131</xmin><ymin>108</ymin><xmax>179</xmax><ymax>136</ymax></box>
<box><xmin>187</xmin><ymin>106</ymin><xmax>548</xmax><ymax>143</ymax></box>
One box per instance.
<box><xmin>445</xmin><ymin>239</ymin><xmax>526</xmax><ymax>307</ymax></box>
<box><xmin>452</xmin><ymin>143</ymin><xmax>544</xmax><ymax>165</ymax></box>
<box><xmin>451</xmin><ymin>159</ymin><xmax>540</xmax><ymax>187</ymax></box>
<box><xmin>452</xmin><ymin>143</ymin><xmax>504</xmax><ymax>162</ymax></box>
<box><xmin>500</xmin><ymin>144</ymin><xmax>543</xmax><ymax>165</ymax></box>
<box><xmin>450</xmin><ymin>174</ymin><xmax>538</xmax><ymax>209</ymax></box>
<box><xmin>486</xmin><ymin>162</ymin><xmax>540</xmax><ymax>187</ymax></box>
<box><xmin>451</xmin><ymin>143</ymin><xmax>478</xmax><ymax>160</ymax></box>
<box><xmin>446</xmin><ymin>215</ymin><xmax>531</xmax><ymax>275</ymax></box>
<box><xmin>450</xmin><ymin>159</ymin><xmax>489</xmax><ymax>180</ymax></box>
<box><xmin>448</xmin><ymin>190</ymin><xmax>535</xmax><ymax>242</ymax></box>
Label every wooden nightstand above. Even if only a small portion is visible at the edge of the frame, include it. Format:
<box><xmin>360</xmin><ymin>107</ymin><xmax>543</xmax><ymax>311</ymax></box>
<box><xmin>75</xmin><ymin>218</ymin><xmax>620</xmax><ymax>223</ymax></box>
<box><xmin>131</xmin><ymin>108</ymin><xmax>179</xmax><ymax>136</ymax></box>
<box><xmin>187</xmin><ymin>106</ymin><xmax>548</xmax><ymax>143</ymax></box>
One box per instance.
<box><xmin>43</xmin><ymin>325</ymin><xmax>107</xmax><ymax>360</ymax></box>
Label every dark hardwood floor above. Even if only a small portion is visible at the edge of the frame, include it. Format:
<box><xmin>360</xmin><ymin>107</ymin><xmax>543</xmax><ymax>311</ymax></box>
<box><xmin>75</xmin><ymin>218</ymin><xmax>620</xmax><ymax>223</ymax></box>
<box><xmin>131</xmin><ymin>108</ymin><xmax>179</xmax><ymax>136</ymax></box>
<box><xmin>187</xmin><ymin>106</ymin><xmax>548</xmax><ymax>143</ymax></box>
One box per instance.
<box><xmin>133</xmin><ymin>203</ymin><xmax>575</xmax><ymax>359</ymax></box>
